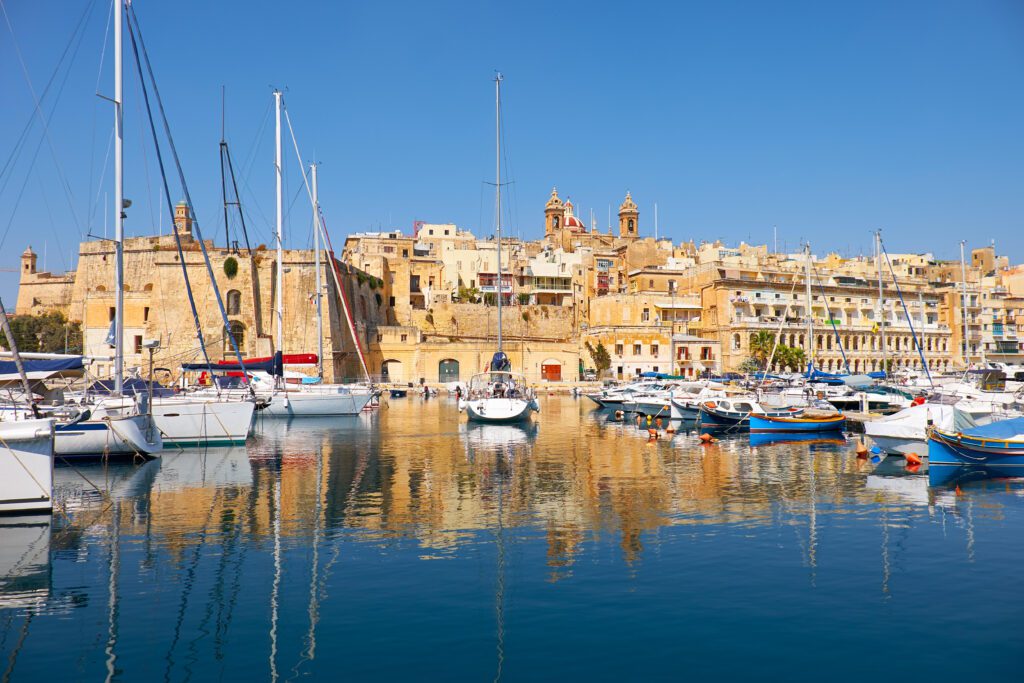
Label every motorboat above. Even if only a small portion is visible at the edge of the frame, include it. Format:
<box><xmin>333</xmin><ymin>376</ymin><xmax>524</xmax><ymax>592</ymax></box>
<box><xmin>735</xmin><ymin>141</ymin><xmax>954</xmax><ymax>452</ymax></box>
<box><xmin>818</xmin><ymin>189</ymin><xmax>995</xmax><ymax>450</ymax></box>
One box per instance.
<box><xmin>928</xmin><ymin>416</ymin><xmax>1024</xmax><ymax>469</ymax></box>
<box><xmin>697</xmin><ymin>398</ymin><xmax>803</xmax><ymax>430</ymax></box>
<box><xmin>669</xmin><ymin>382</ymin><xmax>730</xmax><ymax>420</ymax></box>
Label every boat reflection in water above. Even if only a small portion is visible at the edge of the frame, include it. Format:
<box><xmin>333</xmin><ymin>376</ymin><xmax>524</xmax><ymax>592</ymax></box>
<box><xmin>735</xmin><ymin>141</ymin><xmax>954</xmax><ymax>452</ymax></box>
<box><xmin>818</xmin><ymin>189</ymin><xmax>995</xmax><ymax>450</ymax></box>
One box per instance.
<box><xmin>749</xmin><ymin>431</ymin><xmax>847</xmax><ymax>449</ymax></box>
<box><xmin>0</xmin><ymin>516</ymin><xmax>51</xmax><ymax>612</ymax></box>
<box><xmin>2</xmin><ymin>397</ymin><xmax>1024</xmax><ymax>681</ymax></box>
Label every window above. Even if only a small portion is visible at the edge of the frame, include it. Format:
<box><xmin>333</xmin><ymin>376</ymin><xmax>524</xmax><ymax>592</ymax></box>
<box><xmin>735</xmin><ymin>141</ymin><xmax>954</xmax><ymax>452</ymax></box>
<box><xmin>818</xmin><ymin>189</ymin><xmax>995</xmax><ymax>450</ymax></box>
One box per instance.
<box><xmin>402</xmin><ymin>249</ymin><xmax>409</xmax><ymax>258</ymax></box>
<box><xmin>651</xmin><ymin>344</ymin><xmax>659</xmax><ymax>357</ymax></box>
<box><xmin>143</xmin><ymin>307</ymin><xmax>150</xmax><ymax>323</ymax></box>
<box><xmin>389</xmin><ymin>296</ymin><xmax>396</xmax><ymax>307</ymax></box>
<box><xmin>383</xmin><ymin>246</ymin><xmax>395</xmax><ymax>254</ymax></box>
<box><xmin>400</xmin><ymin>334</ymin><xmax>408</xmax><ymax>342</ymax></box>
<box><xmin>134</xmin><ymin>335</ymin><xmax>143</xmax><ymax>354</ymax></box>
<box><xmin>615</xmin><ymin>343</ymin><xmax>624</xmax><ymax>356</ymax></box>
<box><xmin>668</xmin><ymin>280</ymin><xmax>676</xmax><ymax>292</ymax></box>
<box><xmin>109</xmin><ymin>307</ymin><xmax>116</xmax><ymax>322</ymax></box>
<box><xmin>444</xmin><ymin>230</ymin><xmax>450</xmax><ymax>236</ymax></box>
<box><xmin>633</xmin><ymin>343</ymin><xmax>642</xmax><ymax>356</ymax></box>
<box><xmin>227</xmin><ymin>321</ymin><xmax>245</xmax><ymax>351</ymax></box>
<box><xmin>642</xmin><ymin>308</ymin><xmax>650</xmax><ymax>322</ymax></box>
<box><xmin>226</xmin><ymin>289</ymin><xmax>242</xmax><ymax>316</ymax></box>
<box><xmin>649</xmin><ymin>279</ymin><xmax>654</xmax><ymax>288</ymax></box>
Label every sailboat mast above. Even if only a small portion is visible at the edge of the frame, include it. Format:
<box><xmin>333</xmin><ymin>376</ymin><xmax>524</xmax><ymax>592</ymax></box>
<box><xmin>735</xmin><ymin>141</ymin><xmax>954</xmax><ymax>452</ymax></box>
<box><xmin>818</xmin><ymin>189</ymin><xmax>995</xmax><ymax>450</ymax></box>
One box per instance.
<box><xmin>494</xmin><ymin>72</ymin><xmax>503</xmax><ymax>352</ymax></box>
<box><xmin>113</xmin><ymin>0</ymin><xmax>124</xmax><ymax>394</ymax></box>
<box><xmin>959</xmin><ymin>240</ymin><xmax>969</xmax><ymax>367</ymax></box>
<box><xmin>312</xmin><ymin>163</ymin><xmax>324</xmax><ymax>379</ymax></box>
<box><xmin>274</xmin><ymin>90</ymin><xmax>284</xmax><ymax>357</ymax></box>
<box><xmin>804</xmin><ymin>243</ymin><xmax>813</xmax><ymax>370</ymax></box>
<box><xmin>877</xmin><ymin>231</ymin><xmax>886</xmax><ymax>376</ymax></box>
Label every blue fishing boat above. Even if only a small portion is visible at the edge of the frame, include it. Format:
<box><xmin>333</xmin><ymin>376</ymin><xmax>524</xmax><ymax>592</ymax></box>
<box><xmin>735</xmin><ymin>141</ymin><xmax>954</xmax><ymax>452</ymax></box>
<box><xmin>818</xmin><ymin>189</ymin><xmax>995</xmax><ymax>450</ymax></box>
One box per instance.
<box><xmin>697</xmin><ymin>399</ymin><xmax>802</xmax><ymax>430</ymax></box>
<box><xmin>927</xmin><ymin>417</ymin><xmax>1024</xmax><ymax>469</ymax></box>
<box><xmin>749</xmin><ymin>412</ymin><xmax>846</xmax><ymax>433</ymax></box>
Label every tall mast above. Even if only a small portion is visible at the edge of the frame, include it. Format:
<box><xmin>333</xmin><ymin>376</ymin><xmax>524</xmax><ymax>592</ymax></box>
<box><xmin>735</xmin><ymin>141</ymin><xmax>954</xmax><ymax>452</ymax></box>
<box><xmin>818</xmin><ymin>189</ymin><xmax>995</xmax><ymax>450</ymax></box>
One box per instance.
<box><xmin>311</xmin><ymin>163</ymin><xmax>324</xmax><ymax>380</ymax></box>
<box><xmin>113</xmin><ymin>0</ymin><xmax>124</xmax><ymax>394</ymax></box>
<box><xmin>960</xmin><ymin>240</ymin><xmax>969</xmax><ymax>367</ymax></box>
<box><xmin>274</xmin><ymin>90</ymin><xmax>284</xmax><ymax>358</ymax></box>
<box><xmin>804</xmin><ymin>242</ymin><xmax>813</xmax><ymax>371</ymax></box>
<box><xmin>877</xmin><ymin>231</ymin><xmax>886</xmax><ymax>376</ymax></box>
<box><xmin>494</xmin><ymin>72</ymin><xmax>503</xmax><ymax>353</ymax></box>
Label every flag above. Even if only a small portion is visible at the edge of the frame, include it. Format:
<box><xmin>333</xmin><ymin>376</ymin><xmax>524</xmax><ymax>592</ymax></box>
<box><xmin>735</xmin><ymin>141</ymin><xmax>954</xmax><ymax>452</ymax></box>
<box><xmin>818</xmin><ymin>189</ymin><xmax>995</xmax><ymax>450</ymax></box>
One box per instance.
<box><xmin>871</xmin><ymin>322</ymin><xmax>879</xmax><ymax>334</ymax></box>
<box><xmin>104</xmin><ymin>319</ymin><xmax>116</xmax><ymax>347</ymax></box>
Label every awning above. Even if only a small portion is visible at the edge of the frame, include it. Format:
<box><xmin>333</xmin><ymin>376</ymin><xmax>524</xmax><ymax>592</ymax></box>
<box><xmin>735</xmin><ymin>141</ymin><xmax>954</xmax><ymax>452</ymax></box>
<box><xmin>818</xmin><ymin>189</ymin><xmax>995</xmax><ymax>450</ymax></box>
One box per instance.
<box><xmin>0</xmin><ymin>356</ymin><xmax>85</xmax><ymax>384</ymax></box>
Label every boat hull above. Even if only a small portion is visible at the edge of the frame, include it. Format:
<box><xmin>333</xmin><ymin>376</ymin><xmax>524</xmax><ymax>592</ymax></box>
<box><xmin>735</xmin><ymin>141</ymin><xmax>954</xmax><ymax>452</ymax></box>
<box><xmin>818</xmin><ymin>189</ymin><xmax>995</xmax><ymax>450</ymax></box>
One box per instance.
<box><xmin>749</xmin><ymin>414</ymin><xmax>846</xmax><ymax>433</ymax></box>
<box><xmin>55</xmin><ymin>415</ymin><xmax>162</xmax><ymax>458</ymax></box>
<box><xmin>261</xmin><ymin>390</ymin><xmax>373</xmax><ymax>417</ymax></box>
<box><xmin>0</xmin><ymin>419</ymin><xmax>54</xmax><ymax>514</ymax></box>
<box><xmin>152</xmin><ymin>398</ymin><xmax>254</xmax><ymax>447</ymax></box>
<box><xmin>927</xmin><ymin>428</ymin><xmax>1024</xmax><ymax>468</ymax></box>
<box><xmin>868</xmin><ymin>435</ymin><xmax>926</xmax><ymax>457</ymax></box>
<box><xmin>462</xmin><ymin>397</ymin><xmax>538</xmax><ymax>423</ymax></box>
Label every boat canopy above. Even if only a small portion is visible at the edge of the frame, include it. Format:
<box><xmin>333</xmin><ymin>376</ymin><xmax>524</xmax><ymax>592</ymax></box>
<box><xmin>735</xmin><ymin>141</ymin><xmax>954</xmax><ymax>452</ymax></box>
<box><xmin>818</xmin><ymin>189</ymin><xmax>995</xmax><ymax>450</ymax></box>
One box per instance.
<box><xmin>0</xmin><ymin>356</ymin><xmax>84</xmax><ymax>384</ymax></box>
<box><xmin>957</xmin><ymin>416</ymin><xmax>1024</xmax><ymax>441</ymax></box>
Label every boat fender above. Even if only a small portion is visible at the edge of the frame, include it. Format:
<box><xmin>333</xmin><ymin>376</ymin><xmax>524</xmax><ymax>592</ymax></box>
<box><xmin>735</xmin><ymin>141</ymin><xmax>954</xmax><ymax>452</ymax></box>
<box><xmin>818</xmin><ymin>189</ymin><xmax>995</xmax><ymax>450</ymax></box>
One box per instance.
<box><xmin>905</xmin><ymin>452</ymin><xmax>922</xmax><ymax>466</ymax></box>
<box><xmin>905</xmin><ymin>462</ymin><xmax>921</xmax><ymax>474</ymax></box>
<box><xmin>646</xmin><ymin>415</ymin><xmax>653</xmax><ymax>426</ymax></box>
<box><xmin>912</xmin><ymin>396</ymin><xmax>926</xmax><ymax>406</ymax></box>
<box><xmin>666</xmin><ymin>424</ymin><xmax>676</xmax><ymax>434</ymax></box>
<box><xmin>647</xmin><ymin>429</ymin><xmax>659</xmax><ymax>439</ymax></box>
<box><xmin>614</xmin><ymin>410</ymin><xmax>624</xmax><ymax>420</ymax></box>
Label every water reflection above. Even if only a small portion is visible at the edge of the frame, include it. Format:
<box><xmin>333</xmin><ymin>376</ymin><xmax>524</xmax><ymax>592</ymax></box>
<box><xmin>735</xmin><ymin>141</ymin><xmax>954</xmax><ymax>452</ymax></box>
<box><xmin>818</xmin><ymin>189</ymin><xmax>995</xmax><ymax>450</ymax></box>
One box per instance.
<box><xmin>2</xmin><ymin>397</ymin><xmax>1023</xmax><ymax>680</ymax></box>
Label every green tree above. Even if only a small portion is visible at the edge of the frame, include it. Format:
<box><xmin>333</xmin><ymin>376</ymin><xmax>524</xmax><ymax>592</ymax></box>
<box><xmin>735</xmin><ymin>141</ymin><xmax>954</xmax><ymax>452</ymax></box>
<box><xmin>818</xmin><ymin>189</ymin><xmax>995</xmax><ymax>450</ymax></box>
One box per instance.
<box><xmin>1</xmin><ymin>312</ymin><xmax>82</xmax><ymax>354</ymax></box>
<box><xmin>748</xmin><ymin>331</ymin><xmax>776</xmax><ymax>368</ymax></box>
<box><xmin>786</xmin><ymin>346</ymin><xmax>807</xmax><ymax>372</ymax></box>
<box><xmin>738</xmin><ymin>356</ymin><xmax>762</xmax><ymax>375</ymax></box>
<box><xmin>457</xmin><ymin>285</ymin><xmax>480</xmax><ymax>303</ymax></box>
<box><xmin>585</xmin><ymin>341</ymin><xmax>612</xmax><ymax>376</ymax></box>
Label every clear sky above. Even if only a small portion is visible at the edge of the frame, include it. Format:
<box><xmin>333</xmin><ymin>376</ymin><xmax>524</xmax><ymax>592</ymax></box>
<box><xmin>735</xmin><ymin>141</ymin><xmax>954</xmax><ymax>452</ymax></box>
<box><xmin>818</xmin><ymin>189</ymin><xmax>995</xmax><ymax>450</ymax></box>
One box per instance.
<box><xmin>2</xmin><ymin>0</ymin><xmax>1023</xmax><ymax>303</ymax></box>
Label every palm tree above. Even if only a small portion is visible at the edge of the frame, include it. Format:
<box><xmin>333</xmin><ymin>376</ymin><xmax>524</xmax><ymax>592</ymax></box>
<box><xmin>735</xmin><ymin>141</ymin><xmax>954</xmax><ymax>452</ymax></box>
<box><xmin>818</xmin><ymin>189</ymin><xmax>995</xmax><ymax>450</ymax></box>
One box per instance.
<box><xmin>749</xmin><ymin>331</ymin><xmax>776</xmax><ymax>368</ymax></box>
<box><xmin>787</xmin><ymin>346</ymin><xmax>807</xmax><ymax>373</ymax></box>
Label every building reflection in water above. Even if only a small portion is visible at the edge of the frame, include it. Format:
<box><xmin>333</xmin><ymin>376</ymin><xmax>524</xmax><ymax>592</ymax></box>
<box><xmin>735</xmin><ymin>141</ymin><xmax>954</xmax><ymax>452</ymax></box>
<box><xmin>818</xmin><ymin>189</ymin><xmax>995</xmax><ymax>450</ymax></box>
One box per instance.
<box><xmin>3</xmin><ymin>398</ymin><xmax>1021</xmax><ymax>680</ymax></box>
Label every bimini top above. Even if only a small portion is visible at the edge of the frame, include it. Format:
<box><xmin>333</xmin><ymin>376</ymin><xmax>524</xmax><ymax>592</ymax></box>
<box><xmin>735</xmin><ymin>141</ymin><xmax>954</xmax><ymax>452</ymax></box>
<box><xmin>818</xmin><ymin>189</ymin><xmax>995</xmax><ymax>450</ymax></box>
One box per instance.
<box><xmin>0</xmin><ymin>356</ymin><xmax>84</xmax><ymax>384</ymax></box>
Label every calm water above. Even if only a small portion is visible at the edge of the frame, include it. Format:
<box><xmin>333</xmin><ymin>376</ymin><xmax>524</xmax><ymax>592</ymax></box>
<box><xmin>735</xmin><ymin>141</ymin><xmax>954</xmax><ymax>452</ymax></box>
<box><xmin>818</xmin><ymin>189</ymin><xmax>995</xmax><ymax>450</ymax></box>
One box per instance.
<box><xmin>2</xmin><ymin>396</ymin><xmax>1023</xmax><ymax>681</ymax></box>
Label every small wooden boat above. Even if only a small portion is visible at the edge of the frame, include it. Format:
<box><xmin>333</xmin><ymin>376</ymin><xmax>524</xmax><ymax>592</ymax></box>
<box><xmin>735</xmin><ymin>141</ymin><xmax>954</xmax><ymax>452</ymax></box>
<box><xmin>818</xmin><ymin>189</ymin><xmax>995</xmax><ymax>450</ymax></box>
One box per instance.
<box><xmin>927</xmin><ymin>416</ymin><xmax>1024</xmax><ymax>469</ymax></box>
<box><xmin>749</xmin><ymin>412</ymin><xmax>846</xmax><ymax>433</ymax></box>
<box><xmin>697</xmin><ymin>399</ymin><xmax>802</xmax><ymax>430</ymax></box>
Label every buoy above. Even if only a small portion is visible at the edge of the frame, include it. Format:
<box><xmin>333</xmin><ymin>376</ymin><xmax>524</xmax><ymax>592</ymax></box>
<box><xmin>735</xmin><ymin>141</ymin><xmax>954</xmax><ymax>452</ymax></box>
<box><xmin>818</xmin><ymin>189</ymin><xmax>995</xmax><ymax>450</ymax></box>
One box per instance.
<box><xmin>635</xmin><ymin>415</ymin><xmax>642</xmax><ymax>426</ymax></box>
<box><xmin>955</xmin><ymin>485</ymin><xmax>963</xmax><ymax>496</ymax></box>
<box><xmin>699</xmin><ymin>433</ymin><xmax>714</xmax><ymax>443</ymax></box>
<box><xmin>666</xmin><ymin>424</ymin><xmax>676</xmax><ymax>434</ymax></box>
<box><xmin>614</xmin><ymin>410</ymin><xmax>624</xmax><ymax>420</ymax></box>
<box><xmin>905</xmin><ymin>452</ymin><xmax>922</xmax><ymax>466</ymax></box>
<box><xmin>912</xmin><ymin>396</ymin><xmax>926</xmax><ymax>406</ymax></box>
<box><xmin>655</xmin><ymin>418</ymin><xmax>663</xmax><ymax>428</ymax></box>
<box><xmin>855</xmin><ymin>440</ymin><xmax>869</xmax><ymax>458</ymax></box>
<box><xmin>647</xmin><ymin>429</ymin><xmax>659</xmax><ymax>439</ymax></box>
<box><xmin>906</xmin><ymin>462</ymin><xmax>921</xmax><ymax>474</ymax></box>
<box><xmin>646</xmin><ymin>415</ymin><xmax>653</xmax><ymax>425</ymax></box>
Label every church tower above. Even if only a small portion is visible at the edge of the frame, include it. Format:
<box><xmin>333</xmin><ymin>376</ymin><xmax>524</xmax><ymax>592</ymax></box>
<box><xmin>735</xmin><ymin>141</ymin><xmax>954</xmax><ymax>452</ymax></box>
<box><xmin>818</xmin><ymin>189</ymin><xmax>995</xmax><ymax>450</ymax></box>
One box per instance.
<box><xmin>544</xmin><ymin>187</ymin><xmax>564</xmax><ymax>238</ymax></box>
<box><xmin>21</xmin><ymin>246</ymin><xmax>37</xmax><ymax>276</ymax></box>
<box><xmin>174</xmin><ymin>200</ymin><xmax>194</xmax><ymax>237</ymax></box>
<box><xmin>618</xmin><ymin>191</ymin><xmax>638</xmax><ymax>238</ymax></box>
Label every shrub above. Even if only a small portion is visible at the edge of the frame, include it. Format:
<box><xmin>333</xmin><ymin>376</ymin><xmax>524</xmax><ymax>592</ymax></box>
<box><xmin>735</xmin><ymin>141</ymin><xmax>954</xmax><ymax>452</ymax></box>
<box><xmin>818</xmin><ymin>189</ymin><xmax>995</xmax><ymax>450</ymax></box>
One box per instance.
<box><xmin>223</xmin><ymin>257</ymin><xmax>239</xmax><ymax>279</ymax></box>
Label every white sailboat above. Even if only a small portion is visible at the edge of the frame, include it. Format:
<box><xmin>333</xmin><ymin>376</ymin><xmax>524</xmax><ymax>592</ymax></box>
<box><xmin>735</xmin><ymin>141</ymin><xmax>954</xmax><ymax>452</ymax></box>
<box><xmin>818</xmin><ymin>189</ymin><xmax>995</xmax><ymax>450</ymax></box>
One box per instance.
<box><xmin>459</xmin><ymin>74</ymin><xmax>539</xmax><ymax>424</ymax></box>
<box><xmin>259</xmin><ymin>92</ymin><xmax>371</xmax><ymax>418</ymax></box>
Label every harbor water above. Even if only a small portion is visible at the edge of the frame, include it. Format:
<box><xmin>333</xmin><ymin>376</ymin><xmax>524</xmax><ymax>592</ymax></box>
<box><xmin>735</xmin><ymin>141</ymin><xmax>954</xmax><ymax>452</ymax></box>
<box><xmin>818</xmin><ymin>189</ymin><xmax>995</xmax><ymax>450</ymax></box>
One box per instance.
<box><xmin>2</xmin><ymin>395</ymin><xmax>1023</xmax><ymax>681</ymax></box>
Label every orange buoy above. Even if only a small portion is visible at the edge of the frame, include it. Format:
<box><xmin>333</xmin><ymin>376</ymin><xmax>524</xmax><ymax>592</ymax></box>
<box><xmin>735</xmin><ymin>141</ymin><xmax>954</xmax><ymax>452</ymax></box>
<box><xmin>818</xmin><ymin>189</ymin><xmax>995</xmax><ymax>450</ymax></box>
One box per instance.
<box><xmin>855</xmin><ymin>441</ymin><xmax>869</xmax><ymax>458</ymax></box>
<box><xmin>699</xmin><ymin>433</ymin><xmax>714</xmax><ymax>443</ymax></box>
<box><xmin>955</xmin><ymin>485</ymin><xmax>963</xmax><ymax>496</ymax></box>
<box><xmin>905</xmin><ymin>452</ymin><xmax>922</xmax><ymax>466</ymax></box>
<box><xmin>906</xmin><ymin>462</ymin><xmax>922</xmax><ymax>473</ymax></box>
<box><xmin>666</xmin><ymin>424</ymin><xmax>676</xmax><ymax>434</ymax></box>
<box><xmin>647</xmin><ymin>429</ymin><xmax>659</xmax><ymax>439</ymax></box>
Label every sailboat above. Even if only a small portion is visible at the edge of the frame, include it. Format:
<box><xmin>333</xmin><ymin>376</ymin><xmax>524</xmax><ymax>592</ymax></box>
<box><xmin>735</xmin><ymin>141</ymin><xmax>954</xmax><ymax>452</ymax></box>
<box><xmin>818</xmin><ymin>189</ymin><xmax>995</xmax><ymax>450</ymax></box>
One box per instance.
<box><xmin>257</xmin><ymin>92</ymin><xmax>372</xmax><ymax>418</ymax></box>
<box><xmin>459</xmin><ymin>74</ymin><xmax>539</xmax><ymax>424</ymax></box>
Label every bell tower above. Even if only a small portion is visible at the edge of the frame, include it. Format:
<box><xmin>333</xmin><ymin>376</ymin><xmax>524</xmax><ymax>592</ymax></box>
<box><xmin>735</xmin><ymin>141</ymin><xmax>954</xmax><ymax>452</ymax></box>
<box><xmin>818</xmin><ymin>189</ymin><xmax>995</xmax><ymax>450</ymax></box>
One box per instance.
<box><xmin>21</xmin><ymin>246</ymin><xmax>37</xmax><ymax>276</ymax></box>
<box><xmin>174</xmin><ymin>200</ymin><xmax>193</xmax><ymax>237</ymax></box>
<box><xmin>544</xmin><ymin>187</ymin><xmax>564</xmax><ymax>238</ymax></box>
<box><xmin>618</xmin><ymin>191</ymin><xmax>638</xmax><ymax>238</ymax></box>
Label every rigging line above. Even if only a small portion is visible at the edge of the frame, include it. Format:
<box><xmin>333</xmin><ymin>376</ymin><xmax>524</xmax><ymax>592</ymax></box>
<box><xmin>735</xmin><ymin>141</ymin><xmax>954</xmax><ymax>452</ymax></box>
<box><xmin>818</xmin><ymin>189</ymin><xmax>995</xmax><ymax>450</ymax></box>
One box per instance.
<box><xmin>810</xmin><ymin>262</ymin><xmax>850</xmax><ymax>373</ymax></box>
<box><xmin>223</xmin><ymin>143</ymin><xmax>253</xmax><ymax>253</ymax></box>
<box><xmin>87</xmin><ymin>0</ymin><xmax>114</xmax><ymax>232</ymax></box>
<box><xmin>0</xmin><ymin>0</ymin><xmax>96</xmax><ymax>189</ymax></box>
<box><xmin>0</xmin><ymin>0</ymin><xmax>92</xmax><ymax>233</ymax></box>
<box><xmin>123</xmin><ymin>9</ymin><xmax>215</xmax><ymax>377</ymax></box>
<box><xmin>87</xmin><ymin>126</ymin><xmax>115</xmax><ymax>228</ymax></box>
<box><xmin>126</xmin><ymin>4</ymin><xmax>250</xmax><ymax>384</ymax></box>
<box><xmin>880</xmin><ymin>237</ymin><xmax>934</xmax><ymax>387</ymax></box>
<box><xmin>37</xmin><ymin>175</ymin><xmax>68</xmax><ymax>271</ymax></box>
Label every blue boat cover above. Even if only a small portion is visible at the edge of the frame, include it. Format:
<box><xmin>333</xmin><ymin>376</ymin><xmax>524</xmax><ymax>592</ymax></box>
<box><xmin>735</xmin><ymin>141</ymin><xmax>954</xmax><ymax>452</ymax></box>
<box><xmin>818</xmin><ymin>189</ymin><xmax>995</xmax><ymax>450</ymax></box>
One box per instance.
<box><xmin>0</xmin><ymin>356</ymin><xmax>84</xmax><ymax>376</ymax></box>
<box><xmin>490</xmin><ymin>352</ymin><xmax>511</xmax><ymax>372</ymax></box>
<box><xmin>958</xmin><ymin>416</ymin><xmax>1024</xmax><ymax>440</ymax></box>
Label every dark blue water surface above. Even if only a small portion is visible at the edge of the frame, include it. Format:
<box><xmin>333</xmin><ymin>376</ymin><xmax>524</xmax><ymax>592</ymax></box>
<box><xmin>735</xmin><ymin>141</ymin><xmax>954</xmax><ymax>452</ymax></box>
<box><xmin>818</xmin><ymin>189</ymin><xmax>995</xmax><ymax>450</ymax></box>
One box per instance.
<box><xmin>2</xmin><ymin>396</ymin><xmax>1023</xmax><ymax>681</ymax></box>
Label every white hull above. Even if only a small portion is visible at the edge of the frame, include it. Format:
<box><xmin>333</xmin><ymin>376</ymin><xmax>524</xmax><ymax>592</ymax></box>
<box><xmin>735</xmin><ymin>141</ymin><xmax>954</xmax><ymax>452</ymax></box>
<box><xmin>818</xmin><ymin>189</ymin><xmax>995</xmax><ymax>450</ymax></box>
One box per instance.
<box><xmin>0</xmin><ymin>514</ymin><xmax>51</xmax><ymax>608</ymax></box>
<box><xmin>261</xmin><ymin>389</ymin><xmax>373</xmax><ymax>417</ymax></box>
<box><xmin>151</xmin><ymin>398</ymin><xmax>254</xmax><ymax>447</ymax></box>
<box><xmin>55</xmin><ymin>414</ymin><xmax>162</xmax><ymax>458</ymax></box>
<box><xmin>0</xmin><ymin>418</ymin><xmax>54</xmax><ymax>514</ymax></box>
<box><xmin>868</xmin><ymin>435</ymin><xmax>926</xmax><ymax>457</ymax></box>
<box><xmin>461</xmin><ymin>397</ymin><xmax>537</xmax><ymax>423</ymax></box>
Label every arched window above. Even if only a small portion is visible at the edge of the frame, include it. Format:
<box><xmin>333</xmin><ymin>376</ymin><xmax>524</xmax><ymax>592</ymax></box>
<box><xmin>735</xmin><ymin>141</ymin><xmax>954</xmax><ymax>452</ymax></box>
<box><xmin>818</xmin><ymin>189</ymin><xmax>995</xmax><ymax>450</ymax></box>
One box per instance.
<box><xmin>628</xmin><ymin>219</ymin><xmax>635</xmax><ymax>232</ymax></box>
<box><xmin>225</xmin><ymin>321</ymin><xmax>245</xmax><ymax>353</ymax></box>
<box><xmin>733</xmin><ymin>333</ymin><xmax>741</xmax><ymax>350</ymax></box>
<box><xmin>144</xmin><ymin>283</ymin><xmax>154</xmax><ymax>292</ymax></box>
<box><xmin>226</xmin><ymin>289</ymin><xmax>242</xmax><ymax>316</ymax></box>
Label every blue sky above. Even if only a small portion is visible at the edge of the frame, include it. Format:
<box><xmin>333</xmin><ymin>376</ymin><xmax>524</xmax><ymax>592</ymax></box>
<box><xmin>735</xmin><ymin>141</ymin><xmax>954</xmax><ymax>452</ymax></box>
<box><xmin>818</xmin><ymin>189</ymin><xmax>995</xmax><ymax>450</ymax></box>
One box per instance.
<box><xmin>2</xmin><ymin>0</ymin><xmax>1023</xmax><ymax>302</ymax></box>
